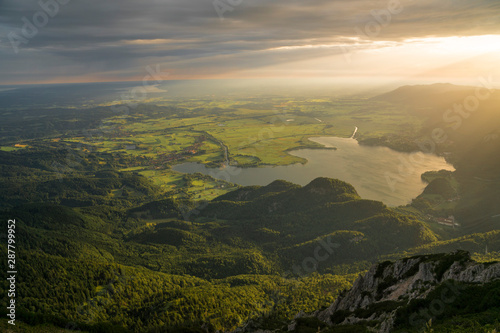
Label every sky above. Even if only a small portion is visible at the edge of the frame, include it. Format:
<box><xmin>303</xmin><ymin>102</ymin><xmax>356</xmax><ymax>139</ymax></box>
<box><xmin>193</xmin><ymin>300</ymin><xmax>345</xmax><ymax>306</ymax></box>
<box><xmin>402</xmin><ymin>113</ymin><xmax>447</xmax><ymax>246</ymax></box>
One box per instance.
<box><xmin>1</xmin><ymin>0</ymin><xmax>500</xmax><ymax>85</ymax></box>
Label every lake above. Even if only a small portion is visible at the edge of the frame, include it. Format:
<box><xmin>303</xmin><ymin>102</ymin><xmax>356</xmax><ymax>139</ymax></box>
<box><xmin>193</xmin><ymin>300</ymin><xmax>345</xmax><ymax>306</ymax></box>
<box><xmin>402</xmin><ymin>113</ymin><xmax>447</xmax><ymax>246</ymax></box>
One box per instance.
<box><xmin>172</xmin><ymin>137</ymin><xmax>455</xmax><ymax>206</ymax></box>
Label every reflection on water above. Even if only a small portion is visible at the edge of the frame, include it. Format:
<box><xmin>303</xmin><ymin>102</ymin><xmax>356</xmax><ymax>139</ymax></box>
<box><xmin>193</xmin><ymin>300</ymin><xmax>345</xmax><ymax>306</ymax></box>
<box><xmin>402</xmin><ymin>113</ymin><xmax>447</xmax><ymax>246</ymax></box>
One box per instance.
<box><xmin>172</xmin><ymin>137</ymin><xmax>455</xmax><ymax>207</ymax></box>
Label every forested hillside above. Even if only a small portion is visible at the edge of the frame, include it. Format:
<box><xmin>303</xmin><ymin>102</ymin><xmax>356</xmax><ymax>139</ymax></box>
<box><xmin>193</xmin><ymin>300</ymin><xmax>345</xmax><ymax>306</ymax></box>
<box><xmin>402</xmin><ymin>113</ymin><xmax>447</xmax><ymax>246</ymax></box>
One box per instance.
<box><xmin>1</xmin><ymin>84</ymin><xmax>499</xmax><ymax>332</ymax></box>
<box><xmin>0</xmin><ymin>143</ymin><xmax>498</xmax><ymax>332</ymax></box>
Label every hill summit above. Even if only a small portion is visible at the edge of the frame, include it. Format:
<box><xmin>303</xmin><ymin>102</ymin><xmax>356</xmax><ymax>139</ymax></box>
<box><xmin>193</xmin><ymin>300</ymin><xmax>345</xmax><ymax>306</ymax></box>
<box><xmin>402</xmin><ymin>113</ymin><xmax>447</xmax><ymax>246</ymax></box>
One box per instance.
<box><xmin>302</xmin><ymin>177</ymin><xmax>358</xmax><ymax>196</ymax></box>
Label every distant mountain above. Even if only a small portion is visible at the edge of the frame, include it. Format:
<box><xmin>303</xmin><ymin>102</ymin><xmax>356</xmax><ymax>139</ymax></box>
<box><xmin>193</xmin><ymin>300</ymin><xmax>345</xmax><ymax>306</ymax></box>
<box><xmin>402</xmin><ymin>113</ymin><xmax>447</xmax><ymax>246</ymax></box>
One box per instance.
<box><xmin>372</xmin><ymin>83</ymin><xmax>485</xmax><ymax>109</ymax></box>
<box><xmin>373</xmin><ymin>83</ymin><xmax>500</xmax><ymax>138</ymax></box>
<box><xmin>372</xmin><ymin>83</ymin><xmax>500</xmax><ymax>233</ymax></box>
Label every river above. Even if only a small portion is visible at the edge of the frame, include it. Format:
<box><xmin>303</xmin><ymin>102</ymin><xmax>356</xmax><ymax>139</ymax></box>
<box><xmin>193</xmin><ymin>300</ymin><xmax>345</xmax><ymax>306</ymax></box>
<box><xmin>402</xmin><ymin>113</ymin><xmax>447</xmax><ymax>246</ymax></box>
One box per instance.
<box><xmin>172</xmin><ymin>136</ymin><xmax>455</xmax><ymax>207</ymax></box>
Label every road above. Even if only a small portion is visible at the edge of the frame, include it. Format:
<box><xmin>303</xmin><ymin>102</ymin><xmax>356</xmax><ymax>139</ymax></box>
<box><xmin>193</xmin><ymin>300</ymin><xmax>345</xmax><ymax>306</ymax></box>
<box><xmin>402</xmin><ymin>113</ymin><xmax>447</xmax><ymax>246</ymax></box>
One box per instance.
<box><xmin>350</xmin><ymin>126</ymin><xmax>358</xmax><ymax>139</ymax></box>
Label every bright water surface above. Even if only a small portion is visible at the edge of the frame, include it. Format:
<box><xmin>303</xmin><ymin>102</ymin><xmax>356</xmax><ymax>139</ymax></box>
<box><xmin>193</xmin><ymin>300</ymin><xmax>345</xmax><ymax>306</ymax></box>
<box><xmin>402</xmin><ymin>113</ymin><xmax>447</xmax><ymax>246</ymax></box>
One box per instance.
<box><xmin>173</xmin><ymin>137</ymin><xmax>455</xmax><ymax>207</ymax></box>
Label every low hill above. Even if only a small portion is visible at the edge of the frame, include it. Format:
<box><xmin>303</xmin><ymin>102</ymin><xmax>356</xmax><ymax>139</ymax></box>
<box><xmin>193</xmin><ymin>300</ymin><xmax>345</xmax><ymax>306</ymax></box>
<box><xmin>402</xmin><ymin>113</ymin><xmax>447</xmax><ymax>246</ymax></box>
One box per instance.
<box><xmin>197</xmin><ymin>177</ymin><xmax>437</xmax><ymax>270</ymax></box>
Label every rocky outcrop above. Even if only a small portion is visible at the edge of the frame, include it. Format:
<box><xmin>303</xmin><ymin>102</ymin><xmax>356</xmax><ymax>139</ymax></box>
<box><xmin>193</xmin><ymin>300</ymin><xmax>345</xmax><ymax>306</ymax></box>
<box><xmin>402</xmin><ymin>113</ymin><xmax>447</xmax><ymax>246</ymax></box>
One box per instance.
<box><xmin>299</xmin><ymin>251</ymin><xmax>500</xmax><ymax>332</ymax></box>
<box><xmin>231</xmin><ymin>251</ymin><xmax>500</xmax><ymax>333</ymax></box>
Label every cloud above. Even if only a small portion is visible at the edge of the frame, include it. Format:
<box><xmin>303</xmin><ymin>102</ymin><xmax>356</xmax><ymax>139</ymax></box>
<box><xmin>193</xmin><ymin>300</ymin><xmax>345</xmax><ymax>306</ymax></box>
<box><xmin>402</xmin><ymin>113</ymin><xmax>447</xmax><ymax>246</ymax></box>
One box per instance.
<box><xmin>0</xmin><ymin>0</ymin><xmax>499</xmax><ymax>84</ymax></box>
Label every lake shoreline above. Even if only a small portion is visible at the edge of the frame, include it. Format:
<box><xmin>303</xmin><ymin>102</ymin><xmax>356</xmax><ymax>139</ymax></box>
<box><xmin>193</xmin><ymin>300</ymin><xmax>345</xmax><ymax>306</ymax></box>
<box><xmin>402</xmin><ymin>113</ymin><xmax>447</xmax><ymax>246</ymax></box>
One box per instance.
<box><xmin>173</xmin><ymin>136</ymin><xmax>455</xmax><ymax>207</ymax></box>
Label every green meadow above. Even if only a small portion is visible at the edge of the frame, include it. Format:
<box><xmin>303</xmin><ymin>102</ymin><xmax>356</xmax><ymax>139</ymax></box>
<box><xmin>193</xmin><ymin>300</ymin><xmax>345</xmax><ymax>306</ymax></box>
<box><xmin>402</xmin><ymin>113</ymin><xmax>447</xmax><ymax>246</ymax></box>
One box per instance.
<box><xmin>73</xmin><ymin>98</ymin><xmax>423</xmax><ymax>162</ymax></box>
<box><xmin>57</xmin><ymin>97</ymin><xmax>423</xmax><ymax>198</ymax></box>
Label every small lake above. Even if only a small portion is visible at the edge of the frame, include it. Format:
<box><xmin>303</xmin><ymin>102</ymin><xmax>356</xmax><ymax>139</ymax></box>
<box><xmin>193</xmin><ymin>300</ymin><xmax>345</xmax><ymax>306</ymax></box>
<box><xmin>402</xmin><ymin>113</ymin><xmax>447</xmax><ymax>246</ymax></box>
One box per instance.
<box><xmin>172</xmin><ymin>137</ymin><xmax>455</xmax><ymax>207</ymax></box>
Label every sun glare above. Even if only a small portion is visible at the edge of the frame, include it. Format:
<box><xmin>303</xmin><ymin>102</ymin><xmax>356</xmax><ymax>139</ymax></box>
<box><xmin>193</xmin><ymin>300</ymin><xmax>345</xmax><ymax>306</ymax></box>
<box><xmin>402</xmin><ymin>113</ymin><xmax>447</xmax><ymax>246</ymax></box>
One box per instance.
<box><xmin>405</xmin><ymin>35</ymin><xmax>500</xmax><ymax>56</ymax></box>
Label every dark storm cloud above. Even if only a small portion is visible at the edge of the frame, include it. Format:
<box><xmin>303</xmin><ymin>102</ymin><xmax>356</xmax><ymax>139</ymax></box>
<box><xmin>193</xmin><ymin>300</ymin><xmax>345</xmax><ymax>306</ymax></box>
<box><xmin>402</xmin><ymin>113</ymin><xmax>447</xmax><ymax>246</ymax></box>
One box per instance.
<box><xmin>0</xmin><ymin>0</ymin><xmax>499</xmax><ymax>83</ymax></box>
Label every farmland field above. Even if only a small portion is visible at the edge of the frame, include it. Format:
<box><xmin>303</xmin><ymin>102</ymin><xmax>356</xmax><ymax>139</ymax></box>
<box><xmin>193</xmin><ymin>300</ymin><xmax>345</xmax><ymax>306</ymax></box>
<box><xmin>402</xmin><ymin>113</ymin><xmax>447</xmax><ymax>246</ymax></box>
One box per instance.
<box><xmin>48</xmin><ymin>97</ymin><xmax>424</xmax><ymax>199</ymax></box>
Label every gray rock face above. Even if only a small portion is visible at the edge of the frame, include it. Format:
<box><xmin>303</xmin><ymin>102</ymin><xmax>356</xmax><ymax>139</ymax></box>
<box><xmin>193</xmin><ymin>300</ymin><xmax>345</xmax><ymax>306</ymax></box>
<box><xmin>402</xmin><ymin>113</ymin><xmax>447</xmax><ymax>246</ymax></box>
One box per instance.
<box><xmin>231</xmin><ymin>251</ymin><xmax>499</xmax><ymax>333</ymax></box>
<box><xmin>443</xmin><ymin>261</ymin><xmax>500</xmax><ymax>283</ymax></box>
<box><xmin>315</xmin><ymin>251</ymin><xmax>500</xmax><ymax>332</ymax></box>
